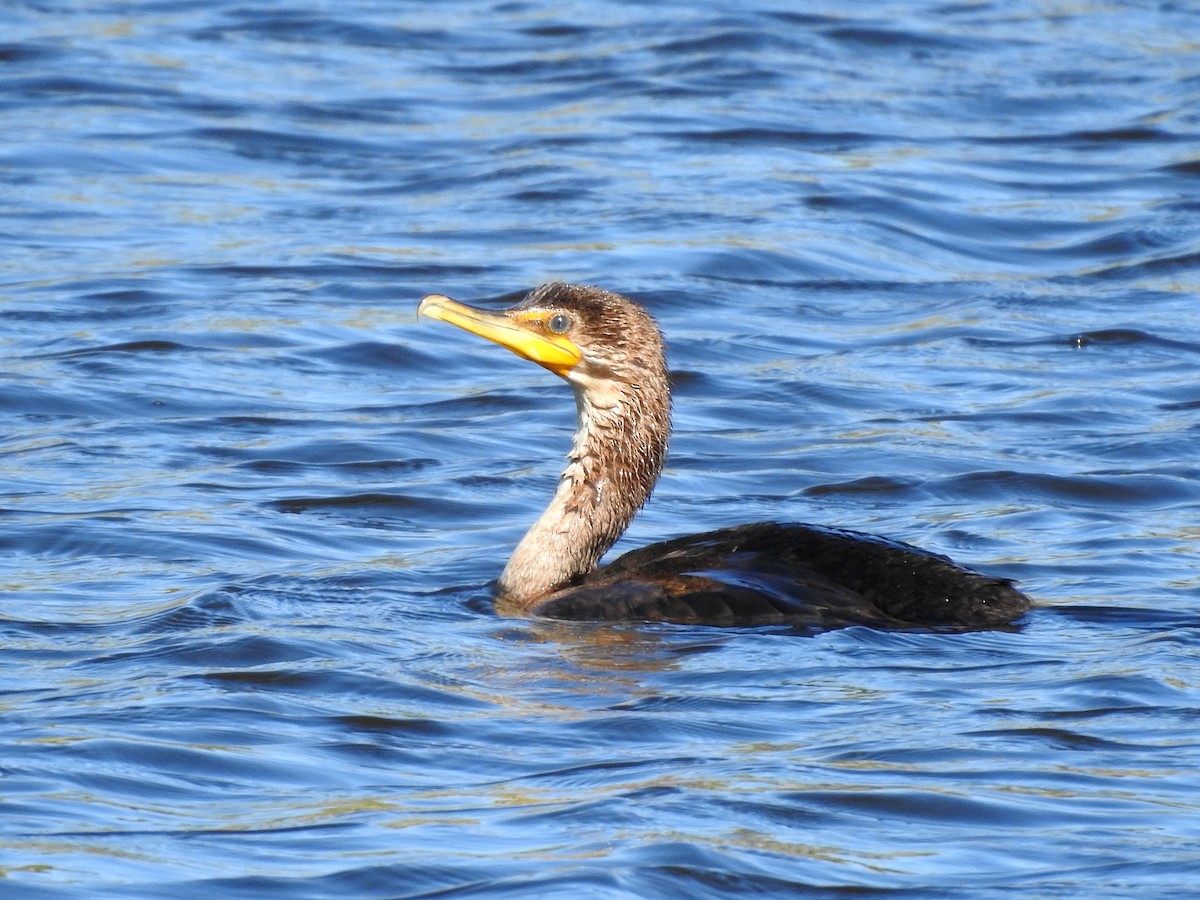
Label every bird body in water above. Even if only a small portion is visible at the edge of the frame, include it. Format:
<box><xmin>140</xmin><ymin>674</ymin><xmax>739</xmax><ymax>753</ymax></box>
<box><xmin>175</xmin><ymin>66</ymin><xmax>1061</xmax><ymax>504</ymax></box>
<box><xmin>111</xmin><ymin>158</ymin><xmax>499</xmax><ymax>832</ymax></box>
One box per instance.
<box><xmin>417</xmin><ymin>283</ymin><xmax>1032</xmax><ymax>630</ymax></box>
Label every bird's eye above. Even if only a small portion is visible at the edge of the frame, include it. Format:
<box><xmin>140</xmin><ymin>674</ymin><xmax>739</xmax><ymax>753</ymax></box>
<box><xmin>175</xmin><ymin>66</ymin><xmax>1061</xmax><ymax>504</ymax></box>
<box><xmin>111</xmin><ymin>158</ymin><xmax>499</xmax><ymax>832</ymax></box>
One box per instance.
<box><xmin>547</xmin><ymin>313</ymin><xmax>571</xmax><ymax>334</ymax></box>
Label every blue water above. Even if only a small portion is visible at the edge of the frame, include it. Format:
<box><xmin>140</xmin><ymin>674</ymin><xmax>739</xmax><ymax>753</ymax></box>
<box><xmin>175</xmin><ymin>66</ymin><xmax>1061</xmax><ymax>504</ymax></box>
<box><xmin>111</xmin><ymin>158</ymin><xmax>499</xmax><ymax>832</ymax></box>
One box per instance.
<box><xmin>3</xmin><ymin>1</ymin><xmax>1200</xmax><ymax>896</ymax></box>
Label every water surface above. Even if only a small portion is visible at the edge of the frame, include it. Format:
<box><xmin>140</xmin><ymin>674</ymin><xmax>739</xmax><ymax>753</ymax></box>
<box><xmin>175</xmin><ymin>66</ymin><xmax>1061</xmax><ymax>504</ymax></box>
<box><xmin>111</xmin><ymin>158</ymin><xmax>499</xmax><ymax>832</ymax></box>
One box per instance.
<box><xmin>3</xmin><ymin>1</ymin><xmax>1200</xmax><ymax>897</ymax></box>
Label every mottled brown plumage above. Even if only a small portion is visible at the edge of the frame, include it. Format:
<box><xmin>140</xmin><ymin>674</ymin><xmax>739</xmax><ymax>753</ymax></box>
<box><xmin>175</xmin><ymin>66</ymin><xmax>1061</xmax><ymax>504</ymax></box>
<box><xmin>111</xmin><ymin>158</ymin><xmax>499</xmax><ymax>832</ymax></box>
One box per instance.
<box><xmin>418</xmin><ymin>283</ymin><xmax>1032</xmax><ymax>630</ymax></box>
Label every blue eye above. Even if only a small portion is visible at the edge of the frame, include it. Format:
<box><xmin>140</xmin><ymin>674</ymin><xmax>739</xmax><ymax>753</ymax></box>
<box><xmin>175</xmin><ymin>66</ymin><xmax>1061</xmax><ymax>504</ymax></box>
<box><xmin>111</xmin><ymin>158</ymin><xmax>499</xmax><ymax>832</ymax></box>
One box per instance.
<box><xmin>548</xmin><ymin>313</ymin><xmax>571</xmax><ymax>334</ymax></box>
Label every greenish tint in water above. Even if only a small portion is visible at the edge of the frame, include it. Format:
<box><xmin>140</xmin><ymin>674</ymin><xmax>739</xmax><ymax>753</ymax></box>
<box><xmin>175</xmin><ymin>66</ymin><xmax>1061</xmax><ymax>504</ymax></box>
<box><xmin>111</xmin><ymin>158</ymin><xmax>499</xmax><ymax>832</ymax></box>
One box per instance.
<box><xmin>3</xmin><ymin>1</ymin><xmax>1200</xmax><ymax>897</ymax></box>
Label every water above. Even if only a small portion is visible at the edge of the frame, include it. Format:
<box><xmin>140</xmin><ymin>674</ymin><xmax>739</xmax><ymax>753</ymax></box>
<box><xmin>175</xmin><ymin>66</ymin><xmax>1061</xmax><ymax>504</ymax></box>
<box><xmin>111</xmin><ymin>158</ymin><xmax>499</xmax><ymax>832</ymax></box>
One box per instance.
<box><xmin>3</xmin><ymin>1</ymin><xmax>1200</xmax><ymax>896</ymax></box>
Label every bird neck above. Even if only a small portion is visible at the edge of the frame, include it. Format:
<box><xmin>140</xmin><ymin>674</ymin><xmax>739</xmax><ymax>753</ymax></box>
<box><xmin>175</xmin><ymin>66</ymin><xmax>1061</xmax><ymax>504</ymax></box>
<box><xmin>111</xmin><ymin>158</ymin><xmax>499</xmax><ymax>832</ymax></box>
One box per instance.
<box><xmin>497</xmin><ymin>370</ymin><xmax>669</xmax><ymax>608</ymax></box>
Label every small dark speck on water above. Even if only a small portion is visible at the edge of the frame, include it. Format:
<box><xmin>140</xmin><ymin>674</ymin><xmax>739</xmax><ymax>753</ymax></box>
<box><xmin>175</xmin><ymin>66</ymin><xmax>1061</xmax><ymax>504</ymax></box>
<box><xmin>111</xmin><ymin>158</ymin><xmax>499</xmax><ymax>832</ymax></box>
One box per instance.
<box><xmin>2</xmin><ymin>2</ymin><xmax>1200</xmax><ymax>898</ymax></box>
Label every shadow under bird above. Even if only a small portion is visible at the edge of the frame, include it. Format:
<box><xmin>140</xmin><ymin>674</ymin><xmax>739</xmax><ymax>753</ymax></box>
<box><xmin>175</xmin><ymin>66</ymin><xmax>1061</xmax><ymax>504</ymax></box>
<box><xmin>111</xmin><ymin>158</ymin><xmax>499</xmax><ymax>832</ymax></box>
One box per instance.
<box><xmin>417</xmin><ymin>283</ymin><xmax>1032</xmax><ymax>630</ymax></box>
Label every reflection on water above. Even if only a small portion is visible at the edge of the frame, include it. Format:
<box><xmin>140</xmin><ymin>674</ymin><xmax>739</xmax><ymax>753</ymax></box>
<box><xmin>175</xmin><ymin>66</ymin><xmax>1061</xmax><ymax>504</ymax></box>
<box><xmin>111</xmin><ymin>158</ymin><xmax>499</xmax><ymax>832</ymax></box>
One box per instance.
<box><xmin>3</xmin><ymin>1</ymin><xmax>1200</xmax><ymax>897</ymax></box>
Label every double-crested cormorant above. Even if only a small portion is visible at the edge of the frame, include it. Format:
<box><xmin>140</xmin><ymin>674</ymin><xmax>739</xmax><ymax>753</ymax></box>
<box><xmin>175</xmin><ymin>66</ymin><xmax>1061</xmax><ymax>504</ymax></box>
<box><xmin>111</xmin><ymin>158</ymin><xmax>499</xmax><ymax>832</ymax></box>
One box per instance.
<box><xmin>418</xmin><ymin>283</ymin><xmax>1032</xmax><ymax>629</ymax></box>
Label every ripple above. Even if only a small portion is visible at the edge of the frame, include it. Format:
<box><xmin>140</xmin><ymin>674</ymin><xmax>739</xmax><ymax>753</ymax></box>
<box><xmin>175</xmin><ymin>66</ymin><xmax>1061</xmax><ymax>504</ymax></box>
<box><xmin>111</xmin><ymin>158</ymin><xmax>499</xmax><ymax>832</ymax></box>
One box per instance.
<box><xmin>935</xmin><ymin>470</ymin><xmax>1200</xmax><ymax>507</ymax></box>
<box><xmin>4</xmin><ymin>1</ymin><xmax>1200</xmax><ymax>897</ymax></box>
